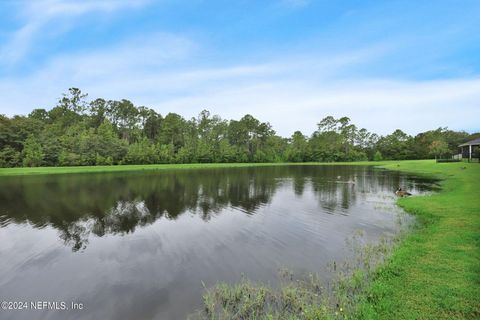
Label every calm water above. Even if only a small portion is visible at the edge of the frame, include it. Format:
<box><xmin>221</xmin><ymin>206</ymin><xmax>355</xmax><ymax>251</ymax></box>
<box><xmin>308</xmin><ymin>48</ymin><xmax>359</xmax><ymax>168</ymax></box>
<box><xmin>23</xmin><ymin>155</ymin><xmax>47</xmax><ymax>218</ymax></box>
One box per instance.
<box><xmin>0</xmin><ymin>165</ymin><xmax>438</xmax><ymax>320</ymax></box>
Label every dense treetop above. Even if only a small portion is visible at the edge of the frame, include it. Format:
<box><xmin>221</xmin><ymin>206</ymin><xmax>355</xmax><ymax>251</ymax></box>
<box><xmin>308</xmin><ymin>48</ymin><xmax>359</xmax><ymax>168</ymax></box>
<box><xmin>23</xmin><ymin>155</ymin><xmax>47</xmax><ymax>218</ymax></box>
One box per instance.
<box><xmin>0</xmin><ymin>88</ymin><xmax>477</xmax><ymax>168</ymax></box>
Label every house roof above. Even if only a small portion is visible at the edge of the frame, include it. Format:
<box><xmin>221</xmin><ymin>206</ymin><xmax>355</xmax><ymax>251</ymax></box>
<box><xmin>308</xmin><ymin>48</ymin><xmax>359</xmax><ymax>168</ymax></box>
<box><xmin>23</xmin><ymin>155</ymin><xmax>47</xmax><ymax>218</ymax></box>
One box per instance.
<box><xmin>459</xmin><ymin>137</ymin><xmax>480</xmax><ymax>147</ymax></box>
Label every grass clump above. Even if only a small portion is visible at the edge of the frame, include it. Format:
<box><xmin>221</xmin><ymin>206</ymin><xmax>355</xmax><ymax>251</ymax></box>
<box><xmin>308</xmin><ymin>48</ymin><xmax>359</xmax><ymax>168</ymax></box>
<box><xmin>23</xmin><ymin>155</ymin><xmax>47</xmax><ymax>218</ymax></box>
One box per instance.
<box><xmin>192</xmin><ymin>274</ymin><xmax>332</xmax><ymax>320</ymax></box>
<box><xmin>192</xmin><ymin>232</ymin><xmax>398</xmax><ymax>320</ymax></box>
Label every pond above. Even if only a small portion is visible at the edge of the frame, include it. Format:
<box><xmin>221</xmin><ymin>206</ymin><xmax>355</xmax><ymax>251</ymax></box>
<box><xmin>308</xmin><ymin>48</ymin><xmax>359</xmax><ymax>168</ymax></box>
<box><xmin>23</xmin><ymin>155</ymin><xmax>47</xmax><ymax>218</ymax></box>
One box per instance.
<box><xmin>0</xmin><ymin>165</ymin><xmax>438</xmax><ymax>320</ymax></box>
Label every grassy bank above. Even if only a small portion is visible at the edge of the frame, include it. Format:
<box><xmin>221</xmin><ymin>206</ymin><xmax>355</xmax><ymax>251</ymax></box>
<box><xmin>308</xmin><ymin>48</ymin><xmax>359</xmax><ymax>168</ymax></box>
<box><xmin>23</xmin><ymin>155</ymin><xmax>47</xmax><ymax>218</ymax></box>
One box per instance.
<box><xmin>0</xmin><ymin>161</ymin><xmax>390</xmax><ymax>176</ymax></box>
<box><xmin>355</xmin><ymin>160</ymin><xmax>480</xmax><ymax>319</ymax></box>
<box><xmin>0</xmin><ymin>160</ymin><xmax>441</xmax><ymax>177</ymax></box>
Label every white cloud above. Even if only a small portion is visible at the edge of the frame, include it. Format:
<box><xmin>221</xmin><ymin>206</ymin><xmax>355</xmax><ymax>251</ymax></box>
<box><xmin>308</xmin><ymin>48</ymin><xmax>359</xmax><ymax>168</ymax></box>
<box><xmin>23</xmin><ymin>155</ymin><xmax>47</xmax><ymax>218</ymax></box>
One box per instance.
<box><xmin>0</xmin><ymin>0</ymin><xmax>149</xmax><ymax>65</ymax></box>
<box><xmin>24</xmin><ymin>0</ymin><xmax>148</xmax><ymax>16</ymax></box>
<box><xmin>0</xmin><ymin>7</ymin><xmax>478</xmax><ymax>138</ymax></box>
<box><xmin>149</xmin><ymin>77</ymin><xmax>480</xmax><ymax>136</ymax></box>
<box><xmin>45</xmin><ymin>33</ymin><xmax>196</xmax><ymax>81</ymax></box>
<box><xmin>0</xmin><ymin>31</ymin><xmax>479</xmax><ymax>137</ymax></box>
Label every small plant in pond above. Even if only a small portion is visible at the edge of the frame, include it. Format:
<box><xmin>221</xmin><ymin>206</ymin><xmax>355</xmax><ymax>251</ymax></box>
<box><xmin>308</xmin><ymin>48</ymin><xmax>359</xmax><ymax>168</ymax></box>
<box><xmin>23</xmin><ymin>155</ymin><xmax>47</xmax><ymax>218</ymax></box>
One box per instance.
<box><xmin>190</xmin><ymin>229</ymin><xmax>406</xmax><ymax>320</ymax></box>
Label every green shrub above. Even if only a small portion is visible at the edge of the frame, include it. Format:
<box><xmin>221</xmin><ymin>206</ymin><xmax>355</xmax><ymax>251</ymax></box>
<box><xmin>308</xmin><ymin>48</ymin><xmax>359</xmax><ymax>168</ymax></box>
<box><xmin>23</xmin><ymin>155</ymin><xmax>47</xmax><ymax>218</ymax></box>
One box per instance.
<box><xmin>373</xmin><ymin>151</ymin><xmax>383</xmax><ymax>161</ymax></box>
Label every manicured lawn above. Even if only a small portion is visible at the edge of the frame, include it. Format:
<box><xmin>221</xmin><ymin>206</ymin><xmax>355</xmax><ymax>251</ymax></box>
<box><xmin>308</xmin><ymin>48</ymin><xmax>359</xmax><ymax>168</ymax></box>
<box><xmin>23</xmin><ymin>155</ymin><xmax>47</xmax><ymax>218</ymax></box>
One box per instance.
<box><xmin>356</xmin><ymin>160</ymin><xmax>480</xmax><ymax>319</ymax></box>
<box><xmin>0</xmin><ymin>162</ymin><xmax>299</xmax><ymax>176</ymax></box>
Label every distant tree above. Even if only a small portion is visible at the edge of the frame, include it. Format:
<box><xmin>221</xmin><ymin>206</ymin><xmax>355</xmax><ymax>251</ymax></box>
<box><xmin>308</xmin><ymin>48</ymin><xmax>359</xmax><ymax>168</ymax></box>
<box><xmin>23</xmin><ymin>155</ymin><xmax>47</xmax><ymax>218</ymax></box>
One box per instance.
<box><xmin>429</xmin><ymin>140</ymin><xmax>449</xmax><ymax>159</ymax></box>
<box><xmin>373</xmin><ymin>150</ymin><xmax>383</xmax><ymax>161</ymax></box>
<box><xmin>58</xmin><ymin>88</ymin><xmax>88</xmax><ymax>114</ymax></box>
<box><xmin>22</xmin><ymin>135</ymin><xmax>44</xmax><ymax>167</ymax></box>
<box><xmin>310</xmin><ymin>116</ymin><xmax>344</xmax><ymax>161</ymax></box>
<box><xmin>124</xmin><ymin>138</ymin><xmax>158</xmax><ymax>164</ymax></box>
<box><xmin>4</xmin><ymin>116</ymin><xmax>44</xmax><ymax>151</ymax></box>
<box><xmin>285</xmin><ymin>131</ymin><xmax>308</xmax><ymax>162</ymax></box>
<box><xmin>376</xmin><ymin>129</ymin><xmax>412</xmax><ymax>160</ymax></box>
<box><xmin>228</xmin><ymin>114</ymin><xmax>275</xmax><ymax>162</ymax></box>
<box><xmin>0</xmin><ymin>146</ymin><xmax>21</xmax><ymax>167</ymax></box>
<box><xmin>112</xmin><ymin>99</ymin><xmax>139</xmax><ymax>142</ymax></box>
<box><xmin>259</xmin><ymin>135</ymin><xmax>286</xmax><ymax>162</ymax></box>
<box><xmin>0</xmin><ymin>114</ymin><xmax>12</xmax><ymax>149</ymax></box>
<box><xmin>159</xmin><ymin>113</ymin><xmax>185</xmax><ymax>152</ymax></box>
<box><xmin>97</xmin><ymin>121</ymin><xmax>128</xmax><ymax>163</ymax></box>
<box><xmin>95</xmin><ymin>154</ymin><xmax>113</xmax><ymax>166</ymax></box>
<box><xmin>142</xmin><ymin>109</ymin><xmax>163</xmax><ymax>140</ymax></box>
<box><xmin>88</xmin><ymin>98</ymin><xmax>108</xmax><ymax>128</ymax></box>
<box><xmin>440</xmin><ymin>129</ymin><xmax>469</xmax><ymax>155</ymax></box>
<box><xmin>157</xmin><ymin>143</ymin><xmax>175</xmax><ymax>163</ymax></box>
<box><xmin>217</xmin><ymin>139</ymin><xmax>236</xmax><ymax>163</ymax></box>
<box><xmin>28</xmin><ymin>109</ymin><xmax>49</xmax><ymax>122</ymax></box>
<box><xmin>338</xmin><ymin>117</ymin><xmax>357</xmax><ymax>158</ymax></box>
<box><xmin>411</xmin><ymin>127</ymin><xmax>469</xmax><ymax>159</ymax></box>
<box><xmin>39</xmin><ymin>131</ymin><xmax>61</xmax><ymax>166</ymax></box>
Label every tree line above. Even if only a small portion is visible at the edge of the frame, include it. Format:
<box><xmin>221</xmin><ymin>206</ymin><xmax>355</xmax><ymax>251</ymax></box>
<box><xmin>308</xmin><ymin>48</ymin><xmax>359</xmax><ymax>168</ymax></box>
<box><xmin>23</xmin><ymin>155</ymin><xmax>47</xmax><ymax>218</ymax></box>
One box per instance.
<box><xmin>0</xmin><ymin>88</ymin><xmax>477</xmax><ymax>167</ymax></box>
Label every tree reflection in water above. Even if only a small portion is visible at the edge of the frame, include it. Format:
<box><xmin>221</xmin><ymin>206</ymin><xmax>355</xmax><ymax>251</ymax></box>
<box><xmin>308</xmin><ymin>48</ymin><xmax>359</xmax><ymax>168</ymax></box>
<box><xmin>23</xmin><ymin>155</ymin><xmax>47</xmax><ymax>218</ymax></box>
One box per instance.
<box><xmin>0</xmin><ymin>166</ymin><xmax>438</xmax><ymax>251</ymax></box>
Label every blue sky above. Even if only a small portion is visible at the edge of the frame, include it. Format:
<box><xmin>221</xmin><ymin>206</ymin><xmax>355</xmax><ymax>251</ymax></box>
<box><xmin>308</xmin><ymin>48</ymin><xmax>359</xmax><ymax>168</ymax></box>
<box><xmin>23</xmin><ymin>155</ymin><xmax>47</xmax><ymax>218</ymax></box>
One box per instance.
<box><xmin>0</xmin><ymin>0</ymin><xmax>479</xmax><ymax>136</ymax></box>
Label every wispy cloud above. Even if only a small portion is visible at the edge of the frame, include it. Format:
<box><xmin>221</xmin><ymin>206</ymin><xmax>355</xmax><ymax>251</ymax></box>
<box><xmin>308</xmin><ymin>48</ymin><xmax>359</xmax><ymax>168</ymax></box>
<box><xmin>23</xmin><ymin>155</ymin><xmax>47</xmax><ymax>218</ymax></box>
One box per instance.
<box><xmin>23</xmin><ymin>0</ymin><xmax>148</xmax><ymax>16</ymax></box>
<box><xmin>1</xmin><ymin>34</ymin><xmax>479</xmax><ymax>136</ymax></box>
<box><xmin>0</xmin><ymin>0</ymin><xmax>149</xmax><ymax>66</ymax></box>
<box><xmin>149</xmin><ymin>77</ymin><xmax>480</xmax><ymax>136</ymax></box>
<box><xmin>45</xmin><ymin>33</ymin><xmax>196</xmax><ymax>80</ymax></box>
<box><xmin>0</xmin><ymin>1</ymin><xmax>479</xmax><ymax>136</ymax></box>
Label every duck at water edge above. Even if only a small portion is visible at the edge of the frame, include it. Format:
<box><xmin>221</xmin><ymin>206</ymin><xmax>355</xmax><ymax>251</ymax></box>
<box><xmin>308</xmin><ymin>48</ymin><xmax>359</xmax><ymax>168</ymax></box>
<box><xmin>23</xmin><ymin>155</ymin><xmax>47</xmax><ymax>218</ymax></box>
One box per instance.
<box><xmin>395</xmin><ymin>187</ymin><xmax>412</xmax><ymax>197</ymax></box>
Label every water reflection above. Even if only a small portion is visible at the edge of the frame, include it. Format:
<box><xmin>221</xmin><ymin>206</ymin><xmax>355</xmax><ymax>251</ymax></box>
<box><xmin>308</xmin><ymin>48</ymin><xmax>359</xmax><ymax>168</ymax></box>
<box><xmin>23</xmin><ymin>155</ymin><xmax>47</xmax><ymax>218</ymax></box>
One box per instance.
<box><xmin>0</xmin><ymin>165</ymin><xmax>440</xmax><ymax>320</ymax></box>
<box><xmin>0</xmin><ymin>166</ymin><xmax>436</xmax><ymax>252</ymax></box>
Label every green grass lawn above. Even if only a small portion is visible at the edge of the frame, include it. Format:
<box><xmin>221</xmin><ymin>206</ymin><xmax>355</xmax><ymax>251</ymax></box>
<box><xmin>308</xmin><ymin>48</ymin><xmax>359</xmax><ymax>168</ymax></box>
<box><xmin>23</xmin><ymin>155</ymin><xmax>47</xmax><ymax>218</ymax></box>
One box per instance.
<box><xmin>356</xmin><ymin>160</ymin><xmax>480</xmax><ymax>320</ymax></box>
<box><xmin>0</xmin><ymin>160</ymin><xmax>478</xmax><ymax>319</ymax></box>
